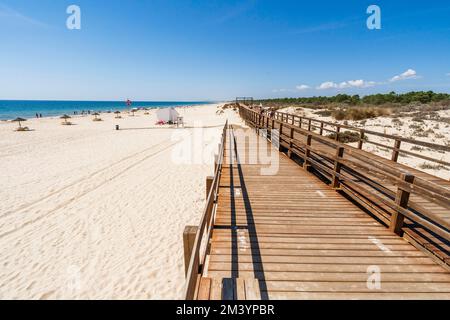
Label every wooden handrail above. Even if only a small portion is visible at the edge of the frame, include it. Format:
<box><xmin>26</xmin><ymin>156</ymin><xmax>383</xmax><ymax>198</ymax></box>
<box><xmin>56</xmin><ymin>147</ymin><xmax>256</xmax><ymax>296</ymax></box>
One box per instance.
<box><xmin>184</xmin><ymin>121</ymin><xmax>228</xmax><ymax>300</ymax></box>
<box><xmin>275</xmin><ymin>110</ymin><xmax>450</xmax><ymax>151</ymax></box>
<box><xmin>245</xmin><ymin>106</ymin><xmax>450</xmax><ymax>195</ymax></box>
<box><xmin>271</xmin><ymin>110</ymin><xmax>450</xmax><ymax>166</ymax></box>
<box><xmin>240</xmin><ymin>106</ymin><xmax>450</xmax><ymax>244</ymax></box>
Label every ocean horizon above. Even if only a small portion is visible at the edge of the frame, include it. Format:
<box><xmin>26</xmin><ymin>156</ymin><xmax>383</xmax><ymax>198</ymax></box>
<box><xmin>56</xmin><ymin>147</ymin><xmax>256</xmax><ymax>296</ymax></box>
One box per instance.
<box><xmin>0</xmin><ymin>100</ymin><xmax>216</xmax><ymax>120</ymax></box>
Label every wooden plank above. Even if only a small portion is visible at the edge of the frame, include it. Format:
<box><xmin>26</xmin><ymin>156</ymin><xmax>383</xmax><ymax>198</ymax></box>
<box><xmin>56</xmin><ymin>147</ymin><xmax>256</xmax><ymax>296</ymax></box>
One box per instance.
<box><xmin>197</xmin><ymin>278</ymin><xmax>211</xmax><ymax>300</ymax></box>
<box><xmin>235</xmin><ymin>278</ymin><xmax>246</xmax><ymax>300</ymax></box>
<box><xmin>210</xmin><ymin>247</ymin><xmax>427</xmax><ymax>257</ymax></box>
<box><xmin>209</xmin><ymin>278</ymin><xmax>223</xmax><ymax>300</ymax></box>
<box><xmin>244</xmin><ymin>279</ymin><xmax>261</xmax><ymax>300</ymax></box>
<box><xmin>263</xmin><ymin>280</ymin><xmax>450</xmax><ymax>293</ymax></box>
<box><xmin>207</xmin><ymin>262</ymin><xmax>448</xmax><ymax>273</ymax></box>
<box><xmin>207</xmin><ymin>271</ymin><xmax>450</xmax><ymax>283</ymax></box>
<box><xmin>267</xmin><ymin>292</ymin><xmax>450</xmax><ymax>300</ymax></box>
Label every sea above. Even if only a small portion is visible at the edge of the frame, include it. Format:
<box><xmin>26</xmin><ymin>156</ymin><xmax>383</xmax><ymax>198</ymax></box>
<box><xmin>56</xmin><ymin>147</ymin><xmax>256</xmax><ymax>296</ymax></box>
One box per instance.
<box><xmin>0</xmin><ymin>100</ymin><xmax>214</xmax><ymax>120</ymax></box>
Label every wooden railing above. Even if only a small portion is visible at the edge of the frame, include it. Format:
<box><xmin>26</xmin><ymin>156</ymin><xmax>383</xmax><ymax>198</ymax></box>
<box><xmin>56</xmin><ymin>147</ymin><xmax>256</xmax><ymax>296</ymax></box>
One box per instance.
<box><xmin>239</xmin><ymin>106</ymin><xmax>450</xmax><ymax>260</ymax></box>
<box><xmin>184</xmin><ymin>121</ymin><xmax>228</xmax><ymax>300</ymax></box>
<box><xmin>269</xmin><ymin>110</ymin><xmax>450</xmax><ymax>167</ymax></box>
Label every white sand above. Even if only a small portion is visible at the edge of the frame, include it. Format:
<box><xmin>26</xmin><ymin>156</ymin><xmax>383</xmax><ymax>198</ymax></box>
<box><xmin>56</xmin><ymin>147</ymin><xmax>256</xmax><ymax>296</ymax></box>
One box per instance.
<box><xmin>0</xmin><ymin>104</ymin><xmax>242</xmax><ymax>299</ymax></box>
<box><xmin>281</xmin><ymin>107</ymin><xmax>450</xmax><ymax>180</ymax></box>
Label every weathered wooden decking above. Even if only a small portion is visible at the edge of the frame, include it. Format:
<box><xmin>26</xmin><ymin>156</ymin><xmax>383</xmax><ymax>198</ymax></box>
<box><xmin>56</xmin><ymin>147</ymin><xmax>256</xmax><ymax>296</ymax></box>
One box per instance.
<box><xmin>191</xmin><ymin>125</ymin><xmax>450</xmax><ymax>300</ymax></box>
<box><xmin>263</xmin><ymin>111</ymin><xmax>450</xmax><ymax>265</ymax></box>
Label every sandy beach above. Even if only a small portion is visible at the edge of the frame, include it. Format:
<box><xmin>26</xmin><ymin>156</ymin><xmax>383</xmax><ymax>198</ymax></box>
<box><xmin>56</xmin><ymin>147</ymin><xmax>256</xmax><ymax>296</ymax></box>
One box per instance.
<box><xmin>0</xmin><ymin>103</ymin><xmax>241</xmax><ymax>299</ymax></box>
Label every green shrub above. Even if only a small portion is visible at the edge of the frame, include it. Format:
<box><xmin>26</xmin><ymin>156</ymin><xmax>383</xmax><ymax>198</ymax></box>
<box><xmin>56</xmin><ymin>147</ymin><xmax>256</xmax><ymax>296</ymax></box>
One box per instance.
<box><xmin>326</xmin><ymin>131</ymin><xmax>366</xmax><ymax>143</ymax></box>
<box><xmin>331</xmin><ymin>107</ymin><xmax>390</xmax><ymax>121</ymax></box>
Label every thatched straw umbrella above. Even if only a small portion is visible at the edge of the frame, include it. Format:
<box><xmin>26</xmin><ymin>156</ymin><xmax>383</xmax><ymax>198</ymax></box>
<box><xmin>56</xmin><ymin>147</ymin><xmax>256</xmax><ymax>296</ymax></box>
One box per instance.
<box><xmin>92</xmin><ymin>112</ymin><xmax>102</xmax><ymax>121</ymax></box>
<box><xmin>60</xmin><ymin>114</ymin><xmax>71</xmax><ymax>124</ymax></box>
<box><xmin>13</xmin><ymin>117</ymin><xmax>27</xmax><ymax>128</ymax></box>
<box><xmin>114</xmin><ymin>110</ymin><xmax>121</xmax><ymax>118</ymax></box>
<box><xmin>131</xmin><ymin>108</ymin><xmax>137</xmax><ymax>116</ymax></box>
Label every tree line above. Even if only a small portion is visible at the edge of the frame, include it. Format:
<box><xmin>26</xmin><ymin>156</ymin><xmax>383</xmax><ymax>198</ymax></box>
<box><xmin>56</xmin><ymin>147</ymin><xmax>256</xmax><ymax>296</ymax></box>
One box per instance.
<box><xmin>256</xmin><ymin>91</ymin><xmax>450</xmax><ymax>106</ymax></box>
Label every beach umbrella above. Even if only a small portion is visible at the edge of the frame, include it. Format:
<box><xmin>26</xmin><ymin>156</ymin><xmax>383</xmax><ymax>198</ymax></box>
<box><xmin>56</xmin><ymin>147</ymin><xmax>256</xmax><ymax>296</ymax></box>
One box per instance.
<box><xmin>93</xmin><ymin>112</ymin><xmax>100</xmax><ymax>119</ymax></box>
<box><xmin>60</xmin><ymin>114</ymin><xmax>71</xmax><ymax>124</ymax></box>
<box><xmin>131</xmin><ymin>108</ymin><xmax>137</xmax><ymax>116</ymax></box>
<box><xmin>13</xmin><ymin>117</ymin><xmax>26</xmax><ymax>128</ymax></box>
<box><xmin>114</xmin><ymin>110</ymin><xmax>121</xmax><ymax>118</ymax></box>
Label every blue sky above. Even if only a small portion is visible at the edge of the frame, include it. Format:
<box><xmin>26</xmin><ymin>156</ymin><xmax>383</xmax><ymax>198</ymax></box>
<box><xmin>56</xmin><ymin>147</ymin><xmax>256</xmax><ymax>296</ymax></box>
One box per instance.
<box><xmin>0</xmin><ymin>0</ymin><xmax>449</xmax><ymax>101</ymax></box>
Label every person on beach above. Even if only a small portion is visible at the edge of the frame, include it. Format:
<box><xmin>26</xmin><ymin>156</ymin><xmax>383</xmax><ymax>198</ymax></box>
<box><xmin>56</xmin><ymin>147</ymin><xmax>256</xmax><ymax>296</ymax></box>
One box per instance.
<box><xmin>35</xmin><ymin>113</ymin><xmax>39</xmax><ymax>118</ymax></box>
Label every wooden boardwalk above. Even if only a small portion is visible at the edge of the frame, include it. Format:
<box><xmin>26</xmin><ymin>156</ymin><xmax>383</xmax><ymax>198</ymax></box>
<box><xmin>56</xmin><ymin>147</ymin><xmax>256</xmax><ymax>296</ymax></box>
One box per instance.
<box><xmin>239</xmin><ymin>105</ymin><xmax>450</xmax><ymax>265</ymax></box>
<box><xmin>185</xmin><ymin>125</ymin><xmax>450</xmax><ymax>300</ymax></box>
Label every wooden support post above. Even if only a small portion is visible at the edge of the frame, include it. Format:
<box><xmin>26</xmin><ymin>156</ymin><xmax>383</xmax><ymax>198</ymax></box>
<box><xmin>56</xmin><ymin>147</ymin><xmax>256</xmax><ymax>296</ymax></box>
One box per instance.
<box><xmin>390</xmin><ymin>173</ymin><xmax>415</xmax><ymax>236</ymax></box>
<box><xmin>291</xmin><ymin>115</ymin><xmax>295</xmax><ymax>125</ymax></box>
<box><xmin>214</xmin><ymin>154</ymin><xmax>219</xmax><ymax>172</ymax></box>
<box><xmin>288</xmin><ymin>127</ymin><xmax>295</xmax><ymax>158</ymax></box>
<box><xmin>183</xmin><ymin>225</ymin><xmax>198</xmax><ymax>277</ymax></box>
<box><xmin>320</xmin><ymin>123</ymin><xmax>324</xmax><ymax>136</ymax></box>
<box><xmin>279</xmin><ymin>123</ymin><xmax>283</xmax><ymax>151</ymax></box>
<box><xmin>308</xmin><ymin>119</ymin><xmax>312</xmax><ymax>132</ymax></box>
<box><xmin>206</xmin><ymin>176</ymin><xmax>214</xmax><ymax>199</ymax></box>
<box><xmin>303</xmin><ymin>135</ymin><xmax>312</xmax><ymax>169</ymax></box>
<box><xmin>332</xmin><ymin>146</ymin><xmax>345</xmax><ymax>189</ymax></box>
<box><xmin>299</xmin><ymin>118</ymin><xmax>302</xmax><ymax>129</ymax></box>
<box><xmin>392</xmin><ymin>139</ymin><xmax>401</xmax><ymax>162</ymax></box>
<box><xmin>358</xmin><ymin>130</ymin><xmax>365</xmax><ymax>149</ymax></box>
<box><xmin>335</xmin><ymin>126</ymin><xmax>341</xmax><ymax>141</ymax></box>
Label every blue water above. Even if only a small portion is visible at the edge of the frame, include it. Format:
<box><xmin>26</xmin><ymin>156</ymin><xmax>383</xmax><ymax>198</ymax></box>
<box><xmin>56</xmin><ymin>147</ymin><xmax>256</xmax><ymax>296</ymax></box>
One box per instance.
<box><xmin>0</xmin><ymin>100</ymin><xmax>214</xmax><ymax>120</ymax></box>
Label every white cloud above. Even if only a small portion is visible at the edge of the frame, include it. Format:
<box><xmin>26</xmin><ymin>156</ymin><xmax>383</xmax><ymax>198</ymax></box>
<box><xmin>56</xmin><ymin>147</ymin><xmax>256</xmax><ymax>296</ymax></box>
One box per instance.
<box><xmin>446</xmin><ymin>73</ymin><xmax>450</xmax><ymax>76</ymax></box>
<box><xmin>340</xmin><ymin>80</ymin><xmax>376</xmax><ymax>88</ymax></box>
<box><xmin>317</xmin><ymin>81</ymin><xmax>338</xmax><ymax>90</ymax></box>
<box><xmin>390</xmin><ymin>69</ymin><xmax>419</xmax><ymax>82</ymax></box>
<box><xmin>296</xmin><ymin>84</ymin><xmax>310</xmax><ymax>90</ymax></box>
<box><xmin>272</xmin><ymin>88</ymin><xmax>289</xmax><ymax>93</ymax></box>
<box><xmin>316</xmin><ymin>80</ymin><xmax>376</xmax><ymax>90</ymax></box>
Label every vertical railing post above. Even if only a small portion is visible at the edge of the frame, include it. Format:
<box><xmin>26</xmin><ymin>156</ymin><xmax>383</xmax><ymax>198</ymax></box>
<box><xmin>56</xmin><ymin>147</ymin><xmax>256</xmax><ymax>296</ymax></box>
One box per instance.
<box><xmin>303</xmin><ymin>134</ymin><xmax>312</xmax><ymax>169</ymax></box>
<box><xmin>205</xmin><ymin>176</ymin><xmax>215</xmax><ymax>231</ymax></box>
<box><xmin>335</xmin><ymin>126</ymin><xmax>341</xmax><ymax>142</ymax></box>
<box><xmin>288</xmin><ymin>127</ymin><xmax>295</xmax><ymax>159</ymax></box>
<box><xmin>390</xmin><ymin>173</ymin><xmax>415</xmax><ymax>236</ymax></box>
<box><xmin>320</xmin><ymin>122</ymin><xmax>324</xmax><ymax>136</ymax></box>
<box><xmin>308</xmin><ymin>119</ymin><xmax>312</xmax><ymax>132</ymax></box>
<box><xmin>214</xmin><ymin>154</ymin><xmax>219</xmax><ymax>172</ymax></box>
<box><xmin>392</xmin><ymin>139</ymin><xmax>401</xmax><ymax>162</ymax></box>
<box><xmin>206</xmin><ymin>176</ymin><xmax>214</xmax><ymax>199</ymax></box>
<box><xmin>299</xmin><ymin>117</ymin><xmax>302</xmax><ymax>129</ymax></box>
<box><xmin>279</xmin><ymin>122</ymin><xmax>283</xmax><ymax>151</ymax></box>
<box><xmin>389</xmin><ymin>173</ymin><xmax>415</xmax><ymax>236</ymax></box>
<box><xmin>358</xmin><ymin>130</ymin><xmax>365</xmax><ymax>149</ymax></box>
<box><xmin>183</xmin><ymin>226</ymin><xmax>198</xmax><ymax>276</ymax></box>
<box><xmin>332</xmin><ymin>146</ymin><xmax>345</xmax><ymax>189</ymax></box>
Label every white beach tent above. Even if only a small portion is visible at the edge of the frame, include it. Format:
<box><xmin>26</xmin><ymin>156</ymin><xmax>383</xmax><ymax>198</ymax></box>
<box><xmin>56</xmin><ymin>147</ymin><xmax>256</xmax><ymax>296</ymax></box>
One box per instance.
<box><xmin>156</xmin><ymin>107</ymin><xmax>180</xmax><ymax>122</ymax></box>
